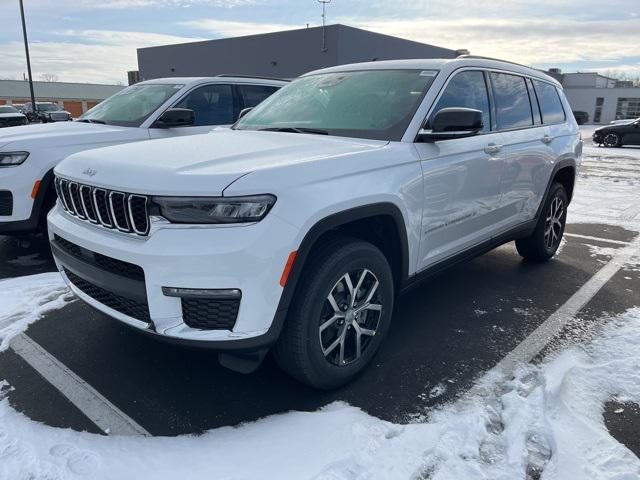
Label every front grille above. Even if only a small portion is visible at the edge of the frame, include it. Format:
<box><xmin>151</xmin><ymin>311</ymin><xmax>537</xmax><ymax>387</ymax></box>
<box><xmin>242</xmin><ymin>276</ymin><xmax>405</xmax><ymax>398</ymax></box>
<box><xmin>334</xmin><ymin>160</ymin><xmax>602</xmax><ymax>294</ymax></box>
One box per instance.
<box><xmin>0</xmin><ymin>191</ymin><xmax>12</xmax><ymax>216</ymax></box>
<box><xmin>65</xmin><ymin>270</ymin><xmax>150</xmax><ymax>323</ymax></box>
<box><xmin>182</xmin><ymin>298</ymin><xmax>240</xmax><ymax>330</ymax></box>
<box><xmin>55</xmin><ymin>176</ymin><xmax>149</xmax><ymax>235</ymax></box>
<box><xmin>54</xmin><ymin>234</ymin><xmax>145</xmax><ymax>281</ymax></box>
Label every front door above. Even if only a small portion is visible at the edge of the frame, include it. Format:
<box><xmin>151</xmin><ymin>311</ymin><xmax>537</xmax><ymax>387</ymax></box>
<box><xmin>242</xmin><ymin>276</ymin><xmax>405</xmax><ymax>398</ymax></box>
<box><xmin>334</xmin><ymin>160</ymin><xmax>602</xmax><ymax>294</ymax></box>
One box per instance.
<box><xmin>149</xmin><ymin>83</ymin><xmax>237</xmax><ymax>139</ymax></box>
<box><xmin>414</xmin><ymin>70</ymin><xmax>505</xmax><ymax>270</ymax></box>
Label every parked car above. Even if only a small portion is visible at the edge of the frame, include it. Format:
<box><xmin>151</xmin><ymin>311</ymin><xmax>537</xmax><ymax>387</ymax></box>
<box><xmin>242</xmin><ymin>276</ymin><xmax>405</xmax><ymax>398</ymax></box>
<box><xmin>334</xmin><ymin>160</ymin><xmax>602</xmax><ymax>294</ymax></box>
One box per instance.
<box><xmin>48</xmin><ymin>57</ymin><xmax>581</xmax><ymax>389</ymax></box>
<box><xmin>0</xmin><ymin>76</ymin><xmax>286</xmax><ymax>235</ymax></box>
<box><xmin>24</xmin><ymin>102</ymin><xmax>73</xmax><ymax>123</ymax></box>
<box><xmin>572</xmin><ymin>110</ymin><xmax>588</xmax><ymax>125</ymax></box>
<box><xmin>609</xmin><ymin>117</ymin><xmax>639</xmax><ymax>125</ymax></box>
<box><xmin>593</xmin><ymin>118</ymin><xmax>640</xmax><ymax>147</ymax></box>
<box><xmin>0</xmin><ymin>105</ymin><xmax>28</xmax><ymax>128</ymax></box>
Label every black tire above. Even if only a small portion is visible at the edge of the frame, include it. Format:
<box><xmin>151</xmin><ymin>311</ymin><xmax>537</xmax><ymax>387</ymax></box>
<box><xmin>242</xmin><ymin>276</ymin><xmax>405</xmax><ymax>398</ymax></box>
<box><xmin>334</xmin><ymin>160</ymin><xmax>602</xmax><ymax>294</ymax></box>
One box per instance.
<box><xmin>273</xmin><ymin>235</ymin><xmax>394</xmax><ymax>389</ymax></box>
<box><xmin>603</xmin><ymin>132</ymin><xmax>622</xmax><ymax>148</ymax></box>
<box><xmin>516</xmin><ymin>183</ymin><xmax>568</xmax><ymax>262</ymax></box>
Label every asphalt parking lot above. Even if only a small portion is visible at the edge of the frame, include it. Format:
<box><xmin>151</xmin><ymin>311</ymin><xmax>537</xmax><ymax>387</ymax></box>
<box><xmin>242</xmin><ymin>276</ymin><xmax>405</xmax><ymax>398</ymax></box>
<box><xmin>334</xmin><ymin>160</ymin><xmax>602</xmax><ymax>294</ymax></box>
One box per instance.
<box><xmin>2</xmin><ymin>137</ymin><xmax>640</xmax><ymax>447</ymax></box>
<box><xmin>1</xmin><ymin>219</ymin><xmax>638</xmax><ymax>437</ymax></box>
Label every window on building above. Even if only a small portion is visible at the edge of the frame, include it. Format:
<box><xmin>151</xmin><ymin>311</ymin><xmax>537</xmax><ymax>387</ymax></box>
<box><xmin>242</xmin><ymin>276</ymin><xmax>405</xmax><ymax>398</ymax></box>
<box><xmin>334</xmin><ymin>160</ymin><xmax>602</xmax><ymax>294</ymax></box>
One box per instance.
<box><xmin>490</xmin><ymin>72</ymin><xmax>533</xmax><ymax>130</ymax></box>
<box><xmin>430</xmin><ymin>70</ymin><xmax>491</xmax><ymax>132</ymax></box>
<box><xmin>175</xmin><ymin>84</ymin><xmax>234</xmax><ymax>126</ymax></box>
<box><xmin>239</xmin><ymin>85</ymin><xmax>280</xmax><ymax>109</ymax></box>
<box><xmin>615</xmin><ymin>97</ymin><xmax>640</xmax><ymax>120</ymax></box>
<box><xmin>532</xmin><ymin>80</ymin><xmax>565</xmax><ymax>124</ymax></box>
<box><xmin>594</xmin><ymin>97</ymin><xmax>604</xmax><ymax>123</ymax></box>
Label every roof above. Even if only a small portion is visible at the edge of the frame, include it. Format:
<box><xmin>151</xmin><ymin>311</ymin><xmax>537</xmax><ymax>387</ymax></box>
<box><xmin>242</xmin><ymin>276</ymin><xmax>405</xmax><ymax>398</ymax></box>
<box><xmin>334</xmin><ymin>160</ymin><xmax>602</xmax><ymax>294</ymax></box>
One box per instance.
<box><xmin>304</xmin><ymin>57</ymin><xmax>562</xmax><ymax>86</ymax></box>
<box><xmin>139</xmin><ymin>76</ymin><xmax>288</xmax><ymax>86</ymax></box>
<box><xmin>0</xmin><ymin>80</ymin><xmax>124</xmax><ymax>100</ymax></box>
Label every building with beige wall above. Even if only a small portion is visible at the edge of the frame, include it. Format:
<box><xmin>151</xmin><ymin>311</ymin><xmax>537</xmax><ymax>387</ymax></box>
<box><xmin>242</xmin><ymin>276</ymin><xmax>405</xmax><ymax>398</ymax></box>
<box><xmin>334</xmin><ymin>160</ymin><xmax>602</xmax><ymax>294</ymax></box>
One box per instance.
<box><xmin>0</xmin><ymin>80</ymin><xmax>124</xmax><ymax>118</ymax></box>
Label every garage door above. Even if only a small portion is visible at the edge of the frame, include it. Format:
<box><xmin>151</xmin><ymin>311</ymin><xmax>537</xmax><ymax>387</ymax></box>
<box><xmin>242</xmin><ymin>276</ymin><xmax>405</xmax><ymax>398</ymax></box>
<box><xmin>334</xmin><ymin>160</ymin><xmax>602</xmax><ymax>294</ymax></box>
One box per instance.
<box><xmin>63</xmin><ymin>101</ymin><xmax>83</xmax><ymax>118</ymax></box>
<box><xmin>86</xmin><ymin>101</ymin><xmax>101</xmax><ymax>110</ymax></box>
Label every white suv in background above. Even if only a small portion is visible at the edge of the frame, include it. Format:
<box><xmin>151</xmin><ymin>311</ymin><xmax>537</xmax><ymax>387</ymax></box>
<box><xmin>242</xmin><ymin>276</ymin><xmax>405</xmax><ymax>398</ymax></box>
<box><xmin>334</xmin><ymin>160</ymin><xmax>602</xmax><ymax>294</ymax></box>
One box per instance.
<box><xmin>49</xmin><ymin>57</ymin><xmax>581</xmax><ymax>389</ymax></box>
<box><xmin>0</xmin><ymin>76</ymin><xmax>285</xmax><ymax>235</ymax></box>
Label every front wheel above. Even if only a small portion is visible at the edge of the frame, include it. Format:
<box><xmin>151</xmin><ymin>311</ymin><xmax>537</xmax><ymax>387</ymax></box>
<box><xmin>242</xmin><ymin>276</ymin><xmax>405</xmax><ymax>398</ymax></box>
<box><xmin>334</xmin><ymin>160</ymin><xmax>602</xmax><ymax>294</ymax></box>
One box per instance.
<box><xmin>516</xmin><ymin>183</ymin><xmax>568</xmax><ymax>262</ymax></box>
<box><xmin>273</xmin><ymin>235</ymin><xmax>394</xmax><ymax>389</ymax></box>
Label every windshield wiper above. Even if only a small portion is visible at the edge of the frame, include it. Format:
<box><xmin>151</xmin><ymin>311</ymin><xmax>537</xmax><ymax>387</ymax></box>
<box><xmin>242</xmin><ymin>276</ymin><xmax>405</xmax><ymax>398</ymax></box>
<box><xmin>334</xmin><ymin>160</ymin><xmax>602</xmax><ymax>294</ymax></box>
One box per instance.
<box><xmin>76</xmin><ymin>118</ymin><xmax>107</xmax><ymax>124</ymax></box>
<box><xmin>258</xmin><ymin>126</ymin><xmax>329</xmax><ymax>135</ymax></box>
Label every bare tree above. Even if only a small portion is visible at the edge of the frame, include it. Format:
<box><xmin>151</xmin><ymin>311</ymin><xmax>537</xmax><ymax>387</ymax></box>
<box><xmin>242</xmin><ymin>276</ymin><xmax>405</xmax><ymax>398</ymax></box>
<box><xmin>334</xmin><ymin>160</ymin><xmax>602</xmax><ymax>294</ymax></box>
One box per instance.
<box><xmin>39</xmin><ymin>73</ymin><xmax>59</xmax><ymax>82</ymax></box>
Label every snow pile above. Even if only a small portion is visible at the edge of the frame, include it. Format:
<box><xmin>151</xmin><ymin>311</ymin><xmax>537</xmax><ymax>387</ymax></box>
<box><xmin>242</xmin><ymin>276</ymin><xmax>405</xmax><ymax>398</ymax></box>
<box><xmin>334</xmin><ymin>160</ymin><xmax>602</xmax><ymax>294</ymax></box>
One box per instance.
<box><xmin>1</xmin><ymin>276</ymin><xmax>639</xmax><ymax>479</ymax></box>
<box><xmin>0</xmin><ymin>272</ymin><xmax>72</xmax><ymax>351</ymax></box>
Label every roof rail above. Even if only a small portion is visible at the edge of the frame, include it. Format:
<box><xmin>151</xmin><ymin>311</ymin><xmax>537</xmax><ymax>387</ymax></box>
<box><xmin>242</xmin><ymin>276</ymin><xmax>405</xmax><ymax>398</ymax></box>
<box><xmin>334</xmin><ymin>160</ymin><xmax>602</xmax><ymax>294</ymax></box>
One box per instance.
<box><xmin>456</xmin><ymin>55</ymin><xmax>534</xmax><ymax>71</ymax></box>
<box><xmin>215</xmin><ymin>74</ymin><xmax>292</xmax><ymax>82</ymax></box>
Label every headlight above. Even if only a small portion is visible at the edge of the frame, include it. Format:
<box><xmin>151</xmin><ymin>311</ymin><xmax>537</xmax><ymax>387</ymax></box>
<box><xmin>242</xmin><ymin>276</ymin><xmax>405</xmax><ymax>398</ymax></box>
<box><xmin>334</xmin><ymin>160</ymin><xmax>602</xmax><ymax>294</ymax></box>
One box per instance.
<box><xmin>0</xmin><ymin>152</ymin><xmax>29</xmax><ymax>167</ymax></box>
<box><xmin>151</xmin><ymin>194</ymin><xmax>276</xmax><ymax>224</ymax></box>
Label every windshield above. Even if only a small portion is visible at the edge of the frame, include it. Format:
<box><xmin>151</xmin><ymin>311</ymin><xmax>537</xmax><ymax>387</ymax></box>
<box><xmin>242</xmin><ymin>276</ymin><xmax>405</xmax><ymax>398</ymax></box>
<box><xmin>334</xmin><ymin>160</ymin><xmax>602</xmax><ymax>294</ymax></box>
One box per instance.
<box><xmin>0</xmin><ymin>106</ymin><xmax>19</xmax><ymax>114</ymax></box>
<box><xmin>37</xmin><ymin>104</ymin><xmax>61</xmax><ymax>112</ymax></box>
<box><xmin>235</xmin><ymin>69</ymin><xmax>438</xmax><ymax>141</ymax></box>
<box><xmin>79</xmin><ymin>83</ymin><xmax>183</xmax><ymax>127</ymax></box>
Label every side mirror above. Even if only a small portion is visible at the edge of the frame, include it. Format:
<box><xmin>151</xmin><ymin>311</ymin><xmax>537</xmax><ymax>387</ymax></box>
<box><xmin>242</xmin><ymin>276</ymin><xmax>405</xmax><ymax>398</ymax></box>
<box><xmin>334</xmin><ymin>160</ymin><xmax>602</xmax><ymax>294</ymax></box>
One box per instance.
<box><xmin>238</xmin><ymin>107</ymin><xmax>253</xmax><ymax>120</ymax></box>
<box><xmin>418</xmin><ymin>107</ymin><xmax>484</xmax><ymax>142</ymax></box>
<box><xmin>154</xmin><ymin>108</ymin><xmax>195</xmax><ymax>128</ymax></box>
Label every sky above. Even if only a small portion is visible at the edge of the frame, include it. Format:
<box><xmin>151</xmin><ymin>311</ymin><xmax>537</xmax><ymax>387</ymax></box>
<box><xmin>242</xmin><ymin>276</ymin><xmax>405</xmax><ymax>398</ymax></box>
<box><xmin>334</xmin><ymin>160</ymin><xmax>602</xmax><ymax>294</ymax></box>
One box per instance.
<box><xmin>0</xmin><ymin>0</ymin><xmax>638</xmax><ymax>85</ymax></box>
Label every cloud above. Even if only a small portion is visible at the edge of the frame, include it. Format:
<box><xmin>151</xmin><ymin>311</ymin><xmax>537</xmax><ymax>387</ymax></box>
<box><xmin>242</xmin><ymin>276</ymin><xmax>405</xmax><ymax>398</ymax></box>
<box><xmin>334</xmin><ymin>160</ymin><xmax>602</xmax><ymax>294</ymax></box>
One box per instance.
<box><xmin>180</xmin><ymin>19</ymin><xmax>298</xmax><ymax>37</ymax></box>
<box><xmin>78</xmin><ymin>0</ymin><xmax>260</xmax><ymax>8</ymax></box>
<box><xmin>0</xmin><ymin>31</ymin><xmax>204</xmax><ymax>84</ymax></box>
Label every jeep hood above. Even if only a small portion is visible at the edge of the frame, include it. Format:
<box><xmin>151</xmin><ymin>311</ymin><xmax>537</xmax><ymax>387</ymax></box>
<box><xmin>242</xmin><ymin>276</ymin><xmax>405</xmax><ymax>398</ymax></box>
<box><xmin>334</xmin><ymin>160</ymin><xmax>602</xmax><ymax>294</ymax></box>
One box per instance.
<box><xmin>55</xmin><ymin>130</ymin><xmax>388</xmax><ymax>196</ymax></box>
<box><xmin>0</xmin><ymin>121</ymin><xmax>143</xmax><ymax>150</ymax></box>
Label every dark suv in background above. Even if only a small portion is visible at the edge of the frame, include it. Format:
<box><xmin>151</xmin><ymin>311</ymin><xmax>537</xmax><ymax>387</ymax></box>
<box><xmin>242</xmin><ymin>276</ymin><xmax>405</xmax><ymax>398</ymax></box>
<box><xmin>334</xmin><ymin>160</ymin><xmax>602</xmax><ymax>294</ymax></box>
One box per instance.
<box><xmin>24</xmin><ymin>102</ymin><xmax>73</xmax><ymax>123</ymax></box>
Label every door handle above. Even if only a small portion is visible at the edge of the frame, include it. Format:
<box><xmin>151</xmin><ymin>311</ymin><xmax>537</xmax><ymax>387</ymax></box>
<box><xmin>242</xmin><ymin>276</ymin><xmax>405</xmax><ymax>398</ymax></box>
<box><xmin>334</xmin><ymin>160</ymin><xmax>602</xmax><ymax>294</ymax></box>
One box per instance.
<box><xmin>541</xmin><ymin>135</ymin><xmax>554</xmax><ymax>144</ymax></box>
<box><xmin>484</xmin><ymin>143</ymin><xmax>503</xmax><ymax>154</ymax></box>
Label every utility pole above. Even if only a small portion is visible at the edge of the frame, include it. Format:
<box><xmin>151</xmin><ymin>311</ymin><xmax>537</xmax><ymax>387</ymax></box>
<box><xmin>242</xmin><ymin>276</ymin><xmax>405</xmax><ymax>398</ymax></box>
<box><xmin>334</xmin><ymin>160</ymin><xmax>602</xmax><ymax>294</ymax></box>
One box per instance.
<box><xmin>19</xmin><ymin>0</ymin><xmax>37</xmax><ymax>115</ymax></box>
<box><xmin>318</xmin><ymin>0</ymin><xmax>331</xmax><ymax>52</ymax></box>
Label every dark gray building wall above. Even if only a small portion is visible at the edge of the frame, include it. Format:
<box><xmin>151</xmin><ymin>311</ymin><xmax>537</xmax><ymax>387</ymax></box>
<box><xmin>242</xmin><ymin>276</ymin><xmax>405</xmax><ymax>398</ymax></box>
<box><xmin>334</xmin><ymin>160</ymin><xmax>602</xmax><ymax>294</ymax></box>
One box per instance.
<box><xmin>137</xmin><ymin>24</ymin><xmax>458</xmax><ymax>80</ymax></box>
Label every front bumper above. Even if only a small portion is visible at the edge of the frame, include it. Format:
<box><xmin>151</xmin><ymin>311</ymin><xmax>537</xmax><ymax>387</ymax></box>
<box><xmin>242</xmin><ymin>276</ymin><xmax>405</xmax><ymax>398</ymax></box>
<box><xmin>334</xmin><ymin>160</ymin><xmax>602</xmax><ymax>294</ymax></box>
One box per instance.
<box><xmin>47</xmin><ymin>205</ymin><xmax>298</xmax><ymax>350</ymax></box>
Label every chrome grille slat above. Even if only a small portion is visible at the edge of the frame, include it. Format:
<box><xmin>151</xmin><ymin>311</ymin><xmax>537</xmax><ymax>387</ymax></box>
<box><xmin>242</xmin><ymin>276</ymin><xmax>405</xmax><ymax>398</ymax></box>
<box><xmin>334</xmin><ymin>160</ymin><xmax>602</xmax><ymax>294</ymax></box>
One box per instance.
<box><xmin>54</xmin><ymin>176</ymin><xmax>149</xmax><ymax>236</ymax></box>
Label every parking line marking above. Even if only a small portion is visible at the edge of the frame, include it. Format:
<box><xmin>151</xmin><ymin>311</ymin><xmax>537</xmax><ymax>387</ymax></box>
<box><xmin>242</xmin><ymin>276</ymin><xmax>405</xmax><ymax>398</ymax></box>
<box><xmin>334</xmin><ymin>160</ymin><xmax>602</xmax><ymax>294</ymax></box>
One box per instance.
<box><xmin>564</xmin><ymin>232</ymin><xmax>631</xmax><ymax>246</ymax></box>
<box><xmin>10</xmin><ymin>333</ymin><xmax>150</xmax><ymax>437</ymax></box>
<box><xmin>466</xmin><ymin>233</ymin><xmax>640</xmax><ymax>397</ymax></box>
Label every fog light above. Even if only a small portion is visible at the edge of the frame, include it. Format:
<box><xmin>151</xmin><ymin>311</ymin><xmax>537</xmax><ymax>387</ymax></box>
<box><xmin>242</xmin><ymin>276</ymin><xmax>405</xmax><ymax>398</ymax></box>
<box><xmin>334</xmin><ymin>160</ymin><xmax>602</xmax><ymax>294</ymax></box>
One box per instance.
<box><xmin>162</xmin><ymin>287</ymin><xmax>241</xmax><ymax>299</ymax></box>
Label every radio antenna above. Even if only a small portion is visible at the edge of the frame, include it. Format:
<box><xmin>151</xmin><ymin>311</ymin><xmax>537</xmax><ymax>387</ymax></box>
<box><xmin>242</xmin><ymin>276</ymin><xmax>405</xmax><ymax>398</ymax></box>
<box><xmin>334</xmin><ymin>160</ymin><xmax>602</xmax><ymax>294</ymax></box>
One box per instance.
<box><xmin>318</xmin><ymin>0</ymin><xmax>332</xmax><ymax>52</ymax></box>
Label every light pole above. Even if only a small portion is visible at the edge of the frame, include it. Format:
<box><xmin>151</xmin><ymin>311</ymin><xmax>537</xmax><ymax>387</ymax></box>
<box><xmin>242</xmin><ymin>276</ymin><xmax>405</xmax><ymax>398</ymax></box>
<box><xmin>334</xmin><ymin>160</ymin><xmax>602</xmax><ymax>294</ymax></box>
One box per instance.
<box><xmin>19</xmin><ymin>0</ymin><xmax>37</xmax><ymax>116</ymax></box>
<box><xmin>318</xmin><ymin>0</ymin><xmax>331</xmax><ymax>52</ymax></box>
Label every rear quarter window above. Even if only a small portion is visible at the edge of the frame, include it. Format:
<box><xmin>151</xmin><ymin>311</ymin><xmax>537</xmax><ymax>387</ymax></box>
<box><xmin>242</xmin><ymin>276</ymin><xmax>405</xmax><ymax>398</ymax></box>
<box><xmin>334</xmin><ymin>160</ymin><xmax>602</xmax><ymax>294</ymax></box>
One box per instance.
<box><xmin>532</xmin><ymin>80</ymin><xmax>566</xmax><ymax>124</ymax></box>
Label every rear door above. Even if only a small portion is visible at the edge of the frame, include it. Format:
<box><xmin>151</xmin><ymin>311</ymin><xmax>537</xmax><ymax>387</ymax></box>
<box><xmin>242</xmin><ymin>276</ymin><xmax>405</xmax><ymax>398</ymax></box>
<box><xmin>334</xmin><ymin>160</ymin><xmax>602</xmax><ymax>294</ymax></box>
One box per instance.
<box><xmin>414</xmin><ymin>69</ymin><xmax>505</xmax><ymax>270</ymax></box>
<box><xmin>489</xmin><ymin>72</ymin><xmax>554</xmax><ymax>230</ymax></box>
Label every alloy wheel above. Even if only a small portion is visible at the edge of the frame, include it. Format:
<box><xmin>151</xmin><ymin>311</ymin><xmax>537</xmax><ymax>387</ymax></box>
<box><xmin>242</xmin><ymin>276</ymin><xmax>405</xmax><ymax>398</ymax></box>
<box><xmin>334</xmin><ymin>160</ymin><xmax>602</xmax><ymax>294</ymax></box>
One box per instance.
<box><xmin>319</xmin><ymin>269</ymin><xmax>383</xmax><ymax>366</ymax></box>
<box><xmin>544</xmin><ymin>196</ymin><xmax>564</xmax><ymax>250</ymax></box>
<box><xmin>603</xmin><ymin>133</ymin><xmax>620</xmax><ymax>147</ymax></box>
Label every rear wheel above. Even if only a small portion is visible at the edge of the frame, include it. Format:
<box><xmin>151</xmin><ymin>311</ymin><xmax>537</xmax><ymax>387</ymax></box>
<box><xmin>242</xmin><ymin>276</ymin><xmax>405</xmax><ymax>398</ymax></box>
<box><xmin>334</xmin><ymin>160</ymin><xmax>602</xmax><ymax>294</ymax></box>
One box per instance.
<box><xmin>516</xmin><ymin>183</ymin><xmax>568</xmax><ymax>262</ymax></box>
<box><xmin>603</xmin><ymin>132</ymin><xmax>622</xmax><ymax>148</ymax></box>
<box><xmin>273</xmin><ymin>235</ymin><xmax>394</xmax><ymax>389</ymax></box>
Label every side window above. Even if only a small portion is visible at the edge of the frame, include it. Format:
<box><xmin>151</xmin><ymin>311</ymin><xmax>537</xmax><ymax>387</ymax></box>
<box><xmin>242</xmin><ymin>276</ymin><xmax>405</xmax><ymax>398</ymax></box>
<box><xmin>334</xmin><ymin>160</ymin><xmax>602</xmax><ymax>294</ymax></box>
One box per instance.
<box><xmin>490</xmin><ymin>72</ymin><xmax>533</xmax><ymax>130</ymax></box>
<box><xmin>532</xmin><ymin>80</ymin><xmax>566</xmax><ymax>124</ymax></box>
<box><xmin>240</xmin><ymin>85</ymin><xmax>280</xmax><ymax>109</ymax></box>
<box><xmin>175</xmin><ymin>84</ymin><xmax>234</xmax><ymax>126</ymax></box>
<box><xmin>526</xmin><ymin>78</ymin><xmax>543</xmax><ymax>125</ymax></box>
<box><xmin>429</xmin><ymin>70</ymin><xmax>490</xmax><ymax>132</ymax></box>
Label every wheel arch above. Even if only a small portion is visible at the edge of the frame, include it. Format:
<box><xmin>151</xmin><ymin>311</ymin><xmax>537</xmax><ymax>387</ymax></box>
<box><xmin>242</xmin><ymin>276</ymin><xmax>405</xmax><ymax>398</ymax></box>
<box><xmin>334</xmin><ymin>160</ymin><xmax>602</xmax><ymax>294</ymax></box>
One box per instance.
<box><xmin>536</xmin><ymin>159</ymin><xmax>576</xmax><ymax>221</ymax></box>
<box><xmin>274</xmin><ymin>203</ymin><xmax>410</xmax><ymax>325</ymax></box>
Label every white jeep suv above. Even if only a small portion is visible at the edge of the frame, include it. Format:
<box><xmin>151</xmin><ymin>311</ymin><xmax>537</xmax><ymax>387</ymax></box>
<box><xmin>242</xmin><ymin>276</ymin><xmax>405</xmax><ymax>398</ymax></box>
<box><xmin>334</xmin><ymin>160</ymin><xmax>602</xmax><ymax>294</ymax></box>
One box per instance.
<box><xmin>0</xmin><ymin>76</ymin><xmax>285</xmax><ymax>235</ymax></box>
<box><xmin>48</xmin><ymin>58</ymin><xmax>581</xmax><ymax>389</ymax></box>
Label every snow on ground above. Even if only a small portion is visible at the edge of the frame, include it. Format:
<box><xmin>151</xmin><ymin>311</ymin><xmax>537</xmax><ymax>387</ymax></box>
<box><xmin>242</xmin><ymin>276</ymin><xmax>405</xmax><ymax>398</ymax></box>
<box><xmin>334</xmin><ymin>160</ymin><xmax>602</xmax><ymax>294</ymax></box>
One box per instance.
<box><xmin>1</xmin><ymin>129</ymin><xmax>639</xmax><ymax>479</ymax></box>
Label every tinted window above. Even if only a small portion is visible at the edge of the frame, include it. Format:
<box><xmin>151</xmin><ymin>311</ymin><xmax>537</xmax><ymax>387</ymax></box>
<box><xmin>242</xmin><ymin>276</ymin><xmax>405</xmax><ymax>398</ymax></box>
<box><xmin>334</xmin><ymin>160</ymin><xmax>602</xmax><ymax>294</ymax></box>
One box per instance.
<box><xmin>533</xmin><ymin>80</ymin><xmax>565</xmax><ymax>124</ymax></box>
<box><xmin>490</xmin><ymin>73</ymin><xmax>533</xmax><ymax>130</ymax></box>
<box><xmin>176</xmin><ymin>84</ymin><xmax>234</xmax><ymax>126</ymax></box>
<box><xmin>0</xmin><ymin>106</ymin><xmax>18</xmax><ymax>114</ymax></box>
<box><xmin>240</xmin><ymin>85</ymin><xmax>280</xmax><ymax>109</ymax></box>
<box><xmin>430</xmin><ymin>70</ymin><xmax>490</xmax><ymax>132</ymax></box>
<box><xmin>236</xmin><ymin>70</ymin><xmax>438</xmax><ymax>141</ymax></box>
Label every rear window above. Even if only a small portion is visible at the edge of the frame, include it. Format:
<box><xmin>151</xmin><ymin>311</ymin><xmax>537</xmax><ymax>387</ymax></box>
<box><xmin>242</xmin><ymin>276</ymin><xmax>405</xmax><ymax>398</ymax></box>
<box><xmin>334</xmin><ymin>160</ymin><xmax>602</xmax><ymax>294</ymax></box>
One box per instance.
<box><xmin>490</xmin><ymin>72</ymin><xmax>533</xmax><ymax>130</ymax></box>
<box><xmin>532</xmin><ymin>80</ymin><xmax>566</xmax><ymax>124</ymax></box>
